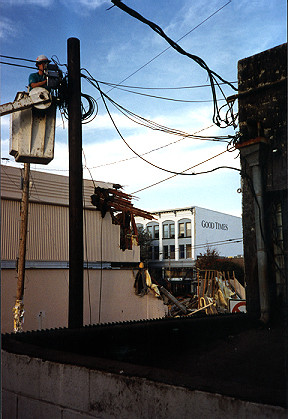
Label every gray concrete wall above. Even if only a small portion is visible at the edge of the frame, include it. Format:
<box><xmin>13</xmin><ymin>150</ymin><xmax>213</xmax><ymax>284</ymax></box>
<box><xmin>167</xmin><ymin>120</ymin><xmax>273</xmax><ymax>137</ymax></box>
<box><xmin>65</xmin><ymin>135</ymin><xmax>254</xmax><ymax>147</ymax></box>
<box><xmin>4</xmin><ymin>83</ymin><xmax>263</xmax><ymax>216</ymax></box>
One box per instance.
<box><xmin>2</xmin><ymin>350</ymin><xmax>286</xmax><ymax>419</ymax></box>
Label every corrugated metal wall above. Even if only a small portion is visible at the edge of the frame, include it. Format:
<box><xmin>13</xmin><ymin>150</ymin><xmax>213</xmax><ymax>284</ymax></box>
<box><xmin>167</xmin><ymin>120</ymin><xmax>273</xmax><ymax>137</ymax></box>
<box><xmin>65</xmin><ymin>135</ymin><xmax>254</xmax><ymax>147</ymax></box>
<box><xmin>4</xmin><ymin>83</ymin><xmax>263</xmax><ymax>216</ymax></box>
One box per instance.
<box><xmin>1</xmin><ymin>165</ymin><xmax>139</xmax><ymax>263</ymax></box>
<box><xmin>1</xmin><ymin>199</ymin><xmax>139</xmax><ymax>263</ymax></box>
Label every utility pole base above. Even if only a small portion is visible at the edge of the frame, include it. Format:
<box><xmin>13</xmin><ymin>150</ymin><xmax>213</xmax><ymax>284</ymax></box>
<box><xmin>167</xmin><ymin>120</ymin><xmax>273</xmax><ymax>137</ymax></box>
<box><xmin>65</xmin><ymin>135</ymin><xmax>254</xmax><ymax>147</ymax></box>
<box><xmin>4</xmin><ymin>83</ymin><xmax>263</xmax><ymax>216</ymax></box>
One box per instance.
<box><xmin>13</xmin><ymin>299</ymin><xmax>25</xmax><ymax>333</ymax></box>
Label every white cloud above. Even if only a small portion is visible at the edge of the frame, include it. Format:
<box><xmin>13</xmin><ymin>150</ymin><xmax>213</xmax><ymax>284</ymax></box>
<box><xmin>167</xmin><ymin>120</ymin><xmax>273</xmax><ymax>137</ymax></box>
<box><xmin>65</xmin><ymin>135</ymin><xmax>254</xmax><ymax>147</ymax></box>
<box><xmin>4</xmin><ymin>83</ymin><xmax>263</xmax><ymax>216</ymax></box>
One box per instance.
<box><xmin>77</xmin><ymin>0</ymin><xmax>109</xmax><ymax>9</ymax></box>
<box><xmin>0</xmin><ymin>115</ymin><xmax>10</xmax><ymax>129</ymax></box>
<box><xmin>0</xmin><ymin>17</ymin><xmax>17</xmax><ymax>40</ymax></box>
<box><xmin>59</xmin><ymin>0</ymin><xmax>109</xmax><ymax>14</ymax></box>
<box><xmin>4</xmin><ymin>0</ymin><xmax>53</xmax><ymax>5</ymax></box>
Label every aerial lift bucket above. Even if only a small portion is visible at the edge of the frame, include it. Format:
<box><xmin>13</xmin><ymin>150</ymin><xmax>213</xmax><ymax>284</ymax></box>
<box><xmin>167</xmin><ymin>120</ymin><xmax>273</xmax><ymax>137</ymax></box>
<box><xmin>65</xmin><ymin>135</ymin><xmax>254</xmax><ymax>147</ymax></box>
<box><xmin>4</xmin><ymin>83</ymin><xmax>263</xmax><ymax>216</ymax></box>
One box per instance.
<box><xmin>9</xmin><ymin>88</ymin><xmax>56</xmax><ymax>164</ymax></box>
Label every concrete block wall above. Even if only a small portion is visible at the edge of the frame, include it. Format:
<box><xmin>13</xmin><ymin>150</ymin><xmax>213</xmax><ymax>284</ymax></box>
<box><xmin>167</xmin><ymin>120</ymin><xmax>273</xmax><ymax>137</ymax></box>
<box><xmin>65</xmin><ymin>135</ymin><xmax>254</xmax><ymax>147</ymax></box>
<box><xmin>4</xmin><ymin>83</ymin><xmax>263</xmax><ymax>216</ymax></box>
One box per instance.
<box><xmin>2</xmin><ymin>350</ymin><xmax>287</xmax><ymax>419</ymax></box>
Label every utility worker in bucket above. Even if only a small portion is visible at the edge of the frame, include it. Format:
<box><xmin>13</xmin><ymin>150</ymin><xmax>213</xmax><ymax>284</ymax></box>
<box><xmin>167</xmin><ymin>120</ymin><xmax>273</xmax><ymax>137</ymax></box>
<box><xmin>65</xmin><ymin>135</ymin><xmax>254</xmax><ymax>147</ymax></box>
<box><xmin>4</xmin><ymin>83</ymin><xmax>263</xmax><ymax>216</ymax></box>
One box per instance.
<box><xmin>28</xmin><ymin>55</ymin><xmax>50</xmax><ymax>91</ymax></box>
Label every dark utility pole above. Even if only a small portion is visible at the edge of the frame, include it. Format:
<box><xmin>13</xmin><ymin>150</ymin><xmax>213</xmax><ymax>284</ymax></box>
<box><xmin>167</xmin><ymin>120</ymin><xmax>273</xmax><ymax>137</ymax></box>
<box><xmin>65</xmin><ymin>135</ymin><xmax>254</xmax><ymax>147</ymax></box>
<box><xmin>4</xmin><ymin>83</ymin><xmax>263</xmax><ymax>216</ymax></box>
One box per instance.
<box><xmin>67</xmin><ymin>37</ymin><xmax>83</xmax><ymax>328</ymax></box>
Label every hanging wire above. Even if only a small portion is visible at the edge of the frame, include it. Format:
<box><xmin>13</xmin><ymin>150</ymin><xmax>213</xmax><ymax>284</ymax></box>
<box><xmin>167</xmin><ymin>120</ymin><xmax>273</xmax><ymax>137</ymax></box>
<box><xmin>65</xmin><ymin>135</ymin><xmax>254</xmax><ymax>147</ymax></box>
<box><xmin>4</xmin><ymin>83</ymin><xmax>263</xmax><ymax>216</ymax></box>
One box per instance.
<box><xmin>97</xmin><ymin>80</ymin><xmax>237</xmax><ymax>91</ymax></box>
<box><xmin>95</xmin><ymin>83</ymin><xmax>226</xmax><ymax>103</ymax></box>
<box><xmin>94</xmin><ymin>78</ymin><xmax>223</xmax><ymax>175</ymax></box>
<box><xmin>0</xmin><ymin>54</ymin><xmax>35</xmax><ymax>63</ymax></box>
<box><xmin>81</xmin><ymin>70</ymin><xmax>237</xmax><ymax>143</ymax></box>
<box><xmin>132</xmin><ymin>148</ymin><xmax>231</xmax><ymax>194</ymax></box>
<box><xmin>105</xmin><ymin>0</ymin><xmax>234</xmax><ymax>99</ymax></box>
<box><xmin>81</xmin><ymin>93</ymin><xmax>98</xmax><ymax>124</ymax></box>
<box><xmin>111</xmin><ymin>0</ymin><xmax>237</xmax><ymax>128</ymax></box>
<box><xmin>88</xmin><ymin>124</ymin><xmax>215</xmax><ymax>170</ymax></box>
<box><xmin>0</xmin><ymin>61</ymin><xmax>35</xmax><ymax>70</ymax></box>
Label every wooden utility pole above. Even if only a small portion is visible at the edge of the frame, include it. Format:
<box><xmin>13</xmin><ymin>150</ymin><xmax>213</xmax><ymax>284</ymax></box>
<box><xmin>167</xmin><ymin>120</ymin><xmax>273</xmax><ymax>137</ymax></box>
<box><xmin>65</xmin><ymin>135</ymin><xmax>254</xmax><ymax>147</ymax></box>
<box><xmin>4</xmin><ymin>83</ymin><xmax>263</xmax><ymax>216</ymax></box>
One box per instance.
<box><xmin>67</xmin><ymin>37</ymin><xmax>84</xmax><ymax>328</ymax></box>
<box><xmin>13</xmin><ymin>162</ymin><xmax>30</xmax><ymax>332</ymax></box>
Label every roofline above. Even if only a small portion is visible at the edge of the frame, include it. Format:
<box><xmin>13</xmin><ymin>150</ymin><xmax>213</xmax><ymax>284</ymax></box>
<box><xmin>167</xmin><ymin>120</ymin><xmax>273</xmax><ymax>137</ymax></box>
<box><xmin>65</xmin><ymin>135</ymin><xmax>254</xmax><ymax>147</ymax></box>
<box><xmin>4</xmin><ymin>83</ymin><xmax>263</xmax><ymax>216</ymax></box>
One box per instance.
<box><xmin>151</xmin><ymin>206</ymin><xmax>195</xmax><ymax>215</ymax></box>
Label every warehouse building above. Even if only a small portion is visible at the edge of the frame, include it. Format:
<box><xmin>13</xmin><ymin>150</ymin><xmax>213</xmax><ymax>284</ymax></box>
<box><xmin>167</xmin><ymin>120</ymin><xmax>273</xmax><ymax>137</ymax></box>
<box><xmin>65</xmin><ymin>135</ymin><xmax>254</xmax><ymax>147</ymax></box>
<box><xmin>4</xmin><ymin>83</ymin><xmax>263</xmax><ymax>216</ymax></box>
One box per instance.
<box><xmin>1</xmin><ymin>165</ymin><xmax>166</xmax><ymax>333</ymax></box>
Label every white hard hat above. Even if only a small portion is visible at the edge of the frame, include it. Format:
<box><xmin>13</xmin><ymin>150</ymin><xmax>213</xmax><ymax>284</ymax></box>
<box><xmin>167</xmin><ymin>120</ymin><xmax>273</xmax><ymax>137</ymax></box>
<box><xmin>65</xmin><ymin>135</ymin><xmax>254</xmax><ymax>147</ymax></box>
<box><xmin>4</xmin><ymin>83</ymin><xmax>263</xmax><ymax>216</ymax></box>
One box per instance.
<box><xmin>36</xmin><ymin>55</ymin><xmax>50</xmax><ymax>64</ymax></box>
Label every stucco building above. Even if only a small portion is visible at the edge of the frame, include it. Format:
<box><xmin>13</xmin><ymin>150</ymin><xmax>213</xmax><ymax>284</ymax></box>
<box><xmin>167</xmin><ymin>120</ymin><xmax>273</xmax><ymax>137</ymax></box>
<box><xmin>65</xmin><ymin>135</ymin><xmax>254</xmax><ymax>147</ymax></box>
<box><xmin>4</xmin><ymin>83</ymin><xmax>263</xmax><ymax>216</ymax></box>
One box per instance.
<box><xmin>135</xmin><ymin>206</ymin><xmax>243</xmax><ymax>276</ymax></box>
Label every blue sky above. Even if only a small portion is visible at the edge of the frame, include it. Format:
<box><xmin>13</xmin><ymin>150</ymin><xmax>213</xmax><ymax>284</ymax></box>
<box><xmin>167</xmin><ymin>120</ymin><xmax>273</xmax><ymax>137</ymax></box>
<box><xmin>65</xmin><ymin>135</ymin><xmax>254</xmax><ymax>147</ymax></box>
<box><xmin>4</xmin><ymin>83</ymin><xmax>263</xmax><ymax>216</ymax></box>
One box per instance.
<box><xmin>1</xmin><ymin>0</ymin><xmax>286</xmax><ymax>216</ymax></box>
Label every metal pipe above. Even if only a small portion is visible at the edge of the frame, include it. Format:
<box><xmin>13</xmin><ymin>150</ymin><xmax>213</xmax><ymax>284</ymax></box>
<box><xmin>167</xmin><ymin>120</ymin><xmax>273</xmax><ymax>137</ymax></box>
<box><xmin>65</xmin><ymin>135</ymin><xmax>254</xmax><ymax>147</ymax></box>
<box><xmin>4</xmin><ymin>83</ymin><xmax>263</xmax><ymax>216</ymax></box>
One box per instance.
<box><xmin>251</xmin><ymin>162</ymin><xmax>270</xmax><ymax>322</ymax></box>
<box><xmin>241</xmin><ymin>142</ymin><xmax>270</xmax><ymax>322</ymax></box>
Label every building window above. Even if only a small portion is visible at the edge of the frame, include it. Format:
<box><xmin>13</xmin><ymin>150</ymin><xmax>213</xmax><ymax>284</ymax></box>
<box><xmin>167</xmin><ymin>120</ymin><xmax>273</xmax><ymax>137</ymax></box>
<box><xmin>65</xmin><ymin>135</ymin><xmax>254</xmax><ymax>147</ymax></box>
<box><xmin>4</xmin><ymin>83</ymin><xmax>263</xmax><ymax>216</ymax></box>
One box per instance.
<box><xmin>163</xmin><ymin>222</ymin><xmax>175</xmax><ymax>239</ymax></box>
<box><xmin>178</xmin><ymin>221</ymin><xmax>191</xmax><ymax>238</ymax></box>
<box><xmin>154</xmin><ymin>225</ymin><xmax>159</xmax><ymax>239</ymax></box>
<box><xmin>147</xmin><ymin>225</ymin><xmax>153</xmax><ymax>238</ymax></box>
<box><xmin>163</xmin><ymin>224</ymin><xmax>169</xmax><ymax>239</ymax></box>
<box><xmin>179</xmin><ymin>244</ymin><xmax>185</xmax><ymax>259</ymax></box>
<box><xmin>170</xmin><ymin>245</ymin><xmax>175</xmax><ymax>259</ymax></box>
<box><xmin>163</xmin><ymin>245</ymin><xmax>169</xmax><ymax>259</ymax></box>
<box><xmin>154</xmin><ymin>246</ymin><xmax>159</xmax><ymax>260</ymax></box>
<box><xmin>186</xmin><ymin>244</ymin><xmax>192</xmax><ymax>259</ymax></box>
<box><xmin>179</xmin><ymin>223</ymin><xmax>185</xmax><ymax>238</ymax></box>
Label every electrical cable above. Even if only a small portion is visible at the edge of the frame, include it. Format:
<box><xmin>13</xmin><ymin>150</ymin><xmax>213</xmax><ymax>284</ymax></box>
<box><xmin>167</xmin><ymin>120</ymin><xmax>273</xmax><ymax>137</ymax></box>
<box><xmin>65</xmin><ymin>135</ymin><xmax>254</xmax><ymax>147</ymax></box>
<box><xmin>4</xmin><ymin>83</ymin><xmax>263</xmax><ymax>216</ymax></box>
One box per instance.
<box><xmin>132</xmin><ymin>148</ymin><xmax>232</xmax><ymax>194</ymax></box>
<box><xmin>0</xmin><ymin>61</ymin><xmax>35</xmax><ymax>70</ymax></box>
<box><xmin>98</xmin><ymin>80</ymin><xmax>238</xmax><ymax>91</ymax></box>
<box><xmin>88</xmin><ymin>124</ymin><xmax>215</xmax><ymax>169</ymax></box>
<box><xmin>187</xmin><ymin>165</ymin><xmax>241</xmax><ymax>176</ymax></box>
<box><xmin>95</xmin><ymin>83</ymin><xmax>226</xmax><ymax>103</ymax></box>
<box><xmin>82</xmin><ymin>149</ymin><xmax>96</xmax><ymax>188</ymax></box>
<box><xmin>0</xmin><ymin>54</ymin><xmax>35</xmax><ymax>63</ymax></box>
<box><xmin>82</xmin><ymin>70</ymin><xmax>237</xmax><ymax>143</ymax></box>
<box><xmin>111</xmin><ymin>0</ymin><xmax>237</xmax><ymax>128</ymax></box>
<box><xmin>80</xmin><ymin>93</ymin><xmax>98</xmax><ymax>124</ymax></box>
<box><xmin>155</xmin><ymin>237</ymin><xmax>243</xmax><ymax>253</ymax></box>
<box><xmin>95</xmin><ymin>77</ymin><xmax>236</xmax><ymax>176</ymax></box>
<box><xmin>105</xmin><ymin>0</ymin><xmax>234</xmax><ymax>99</ymax></box>
<box><xmin>56</xmin><ymin>73</ymin><xmax>98</xmax><ymax>124</ymax></box>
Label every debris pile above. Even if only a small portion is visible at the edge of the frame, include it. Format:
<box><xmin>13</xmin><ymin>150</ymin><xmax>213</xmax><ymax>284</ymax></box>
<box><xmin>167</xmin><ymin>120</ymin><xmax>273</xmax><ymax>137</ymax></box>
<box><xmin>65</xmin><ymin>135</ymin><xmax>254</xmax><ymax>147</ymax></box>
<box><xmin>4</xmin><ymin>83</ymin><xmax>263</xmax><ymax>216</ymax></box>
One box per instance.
<box><xmin>166</xmin><ymin>270</ymin><xmax>245</xmax><ymax>317</ymax></box>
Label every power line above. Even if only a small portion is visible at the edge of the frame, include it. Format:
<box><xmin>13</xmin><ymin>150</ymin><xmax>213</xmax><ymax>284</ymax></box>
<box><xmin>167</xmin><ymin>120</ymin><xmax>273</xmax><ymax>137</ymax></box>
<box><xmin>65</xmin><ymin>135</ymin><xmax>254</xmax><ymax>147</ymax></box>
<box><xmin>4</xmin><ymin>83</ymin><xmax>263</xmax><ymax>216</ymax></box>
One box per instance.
<box><xmin>105</xmin><ymin>0</ymin><xmax>234</xmax><ymax>98</ymax></box>
<box><xmin>96</xmin><ymin>83</ymin><xmax>225</xmax><ymax>103</ymax></box>
<box><xmin>83</xmin><ymin>71</ymin><xmax>235</xmax><ymax>142</ymax></box>
<box><xmin>98</xmin><ymin>80</ymin><xmax>238</xmax><ymax>91</ymax></box>
<box><xmin>95</xmin><ymin>77</ymin><xmax>236</xmax><ymax>177</ymax></box>
<box><xmin>111</xmin><ymin>0</ymin><xmax>237</xmax><ymax>128</ymax></box>
<box><xmin>148</xmin><ymin>237</ymin><xmax>243</xmax><ymax>254</ymax></box>
<box><xmin>132</xmin><ymin>148</ymin><xmax>231</xmax><ymax>194</ymax></box>
<box><xmin>88</xmin><ymin>124</ymin><xmax>215</xmax><ymax>170</ymax></box>
<box><xmin>0</xmin><ymin>54</ymin><xmax>35</xmax><ymax>63</ymax></box>
<box><xmin>0</xmin><ymin>61</ymin><xmax>35</xmax><ymax>70</ymax></box>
